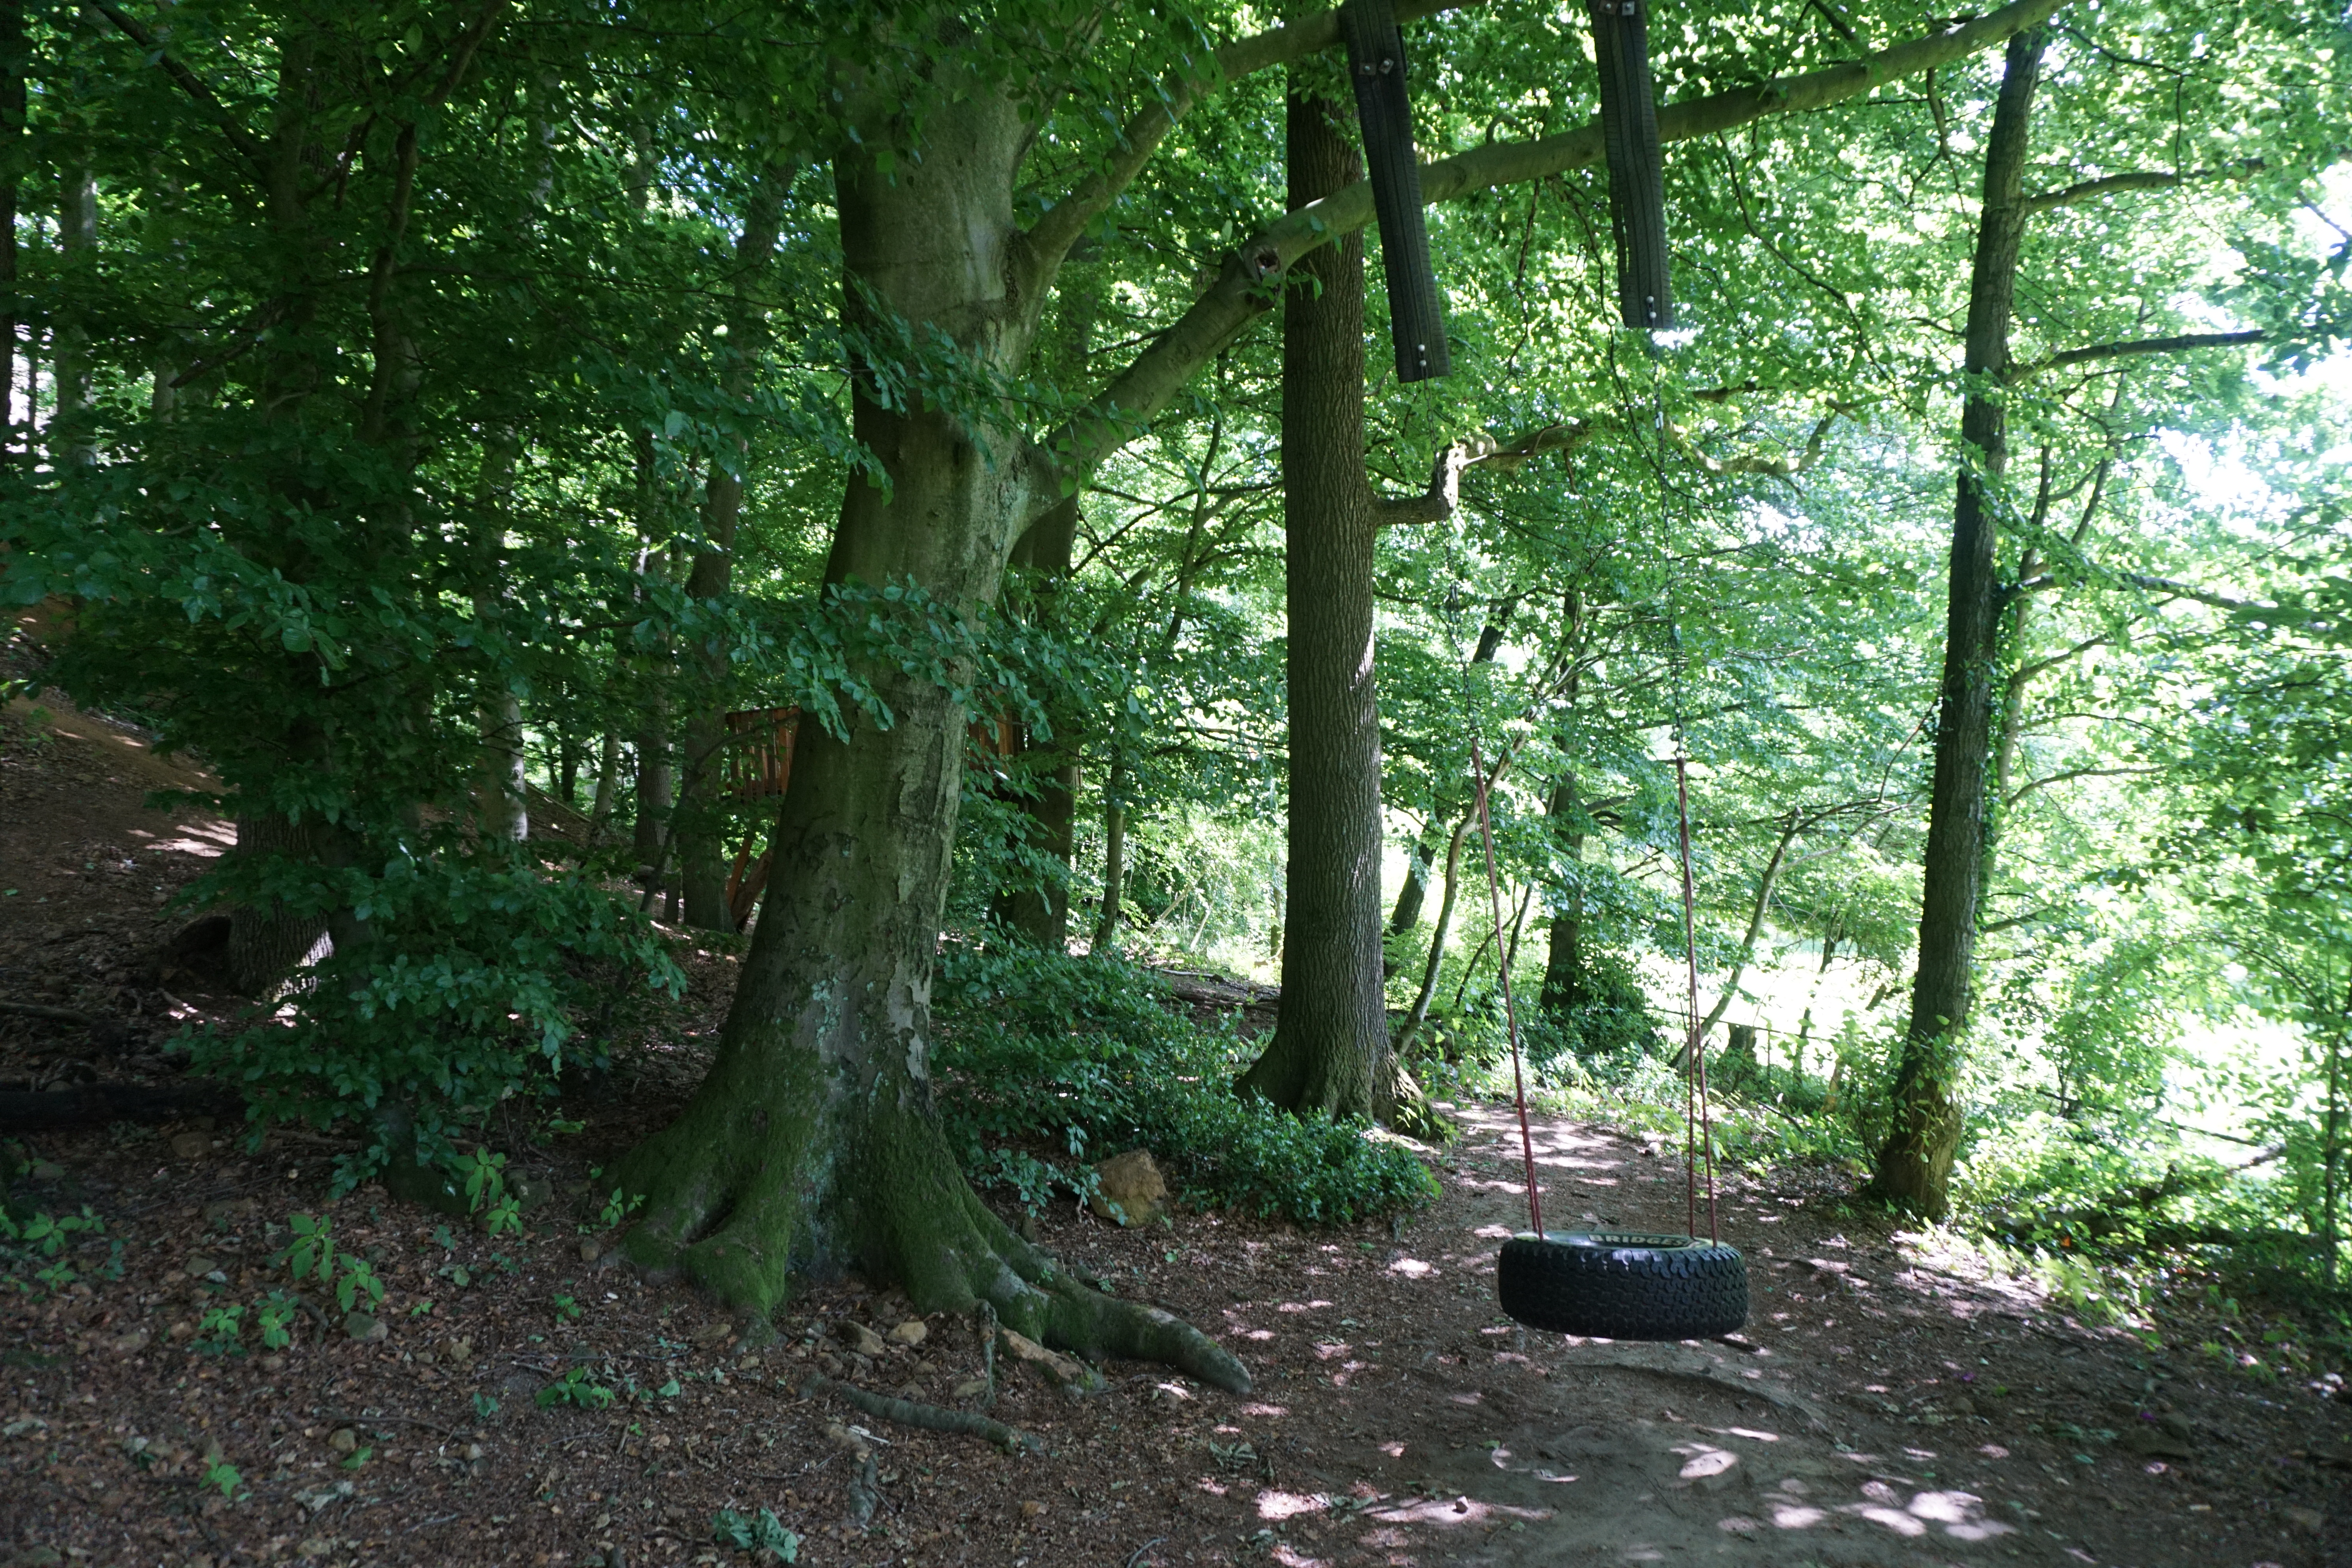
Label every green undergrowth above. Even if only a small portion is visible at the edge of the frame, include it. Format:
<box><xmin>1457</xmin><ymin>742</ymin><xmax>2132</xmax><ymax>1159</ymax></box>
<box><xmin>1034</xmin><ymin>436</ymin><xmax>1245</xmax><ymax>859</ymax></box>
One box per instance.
<box><xmin>930</xmin><ymin>941</ymin><xmax>1438</xmax><ymax>1226</ymax></box>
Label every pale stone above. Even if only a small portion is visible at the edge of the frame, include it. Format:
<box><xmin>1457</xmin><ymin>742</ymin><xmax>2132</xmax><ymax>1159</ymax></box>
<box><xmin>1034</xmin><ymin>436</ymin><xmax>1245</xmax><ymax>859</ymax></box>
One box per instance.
<box><xmin>1088</xmin><ymin>1149</ymin><xmax>1168</xmax><ymax>1227</ymax></box>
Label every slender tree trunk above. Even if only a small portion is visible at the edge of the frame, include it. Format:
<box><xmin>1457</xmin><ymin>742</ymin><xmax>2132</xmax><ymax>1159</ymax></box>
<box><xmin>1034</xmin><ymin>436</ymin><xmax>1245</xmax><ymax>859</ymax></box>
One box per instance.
<box><xmin>474</xmin><ymin>432</ymin><xmax>528</xmax><ymax>842</ymax></box>
<box><xmin>990</xmin><ymin>495</ymin><xmax>1082</xmax><ymax>948</ymax></box>
<box><xmin>679</xmin><ymin>171</ymin><xmax>788</xmax><ymax>931</ymax></box>
<box><xmin>588</xmin><ymin>731</ymin><xmax>622</xmax><ymax>839</ymax></box>
<box><xmin>1091</xmin><ymin>766</ymin><xmax>1129</xmax><ymax>953</ymax></box>
<box><xmin>53</xmin><ymin>159</ymin><xmax>94</xmax><ymax>466</ymax></box>
<box><xmin>608</xmin><ymin>67</ymin><xmax>1241</xmax><ymax>1394</ymax></box>
<box><xmin>1694</xmin><ymin>809</ymin><xmax>1802</xmax><ymax>1043</ymax></box>
<box><xmin>1387</xmin><ymin>825</ymin><xmax>1439</xmax><ymax>940</ymax></box>
<box><xmin>1393</xmin><ymin>814</ymin><xmax>1472</xmax><ymax>1055</ymax></box>
<box><xmin>634</xmin><ymin>696</ymin><xmax>672</xmax><ymax>869</ymax></box>
<box><xmin>1537</xmin><ymin>770</ymin><xmax>1587</xmax><ymax>1017</ymax></box>
<box><xmin>1235</xmin><ymin>91</ymin><xmax>1390</xmax><ymax>1122</ymax></box>
<box><xmin>1868</xmin><ymin>27</ymin><xmax>2047</xmax><ymax>1218</ymax></box>
<box><xmin>0</xmin><ymin>0</ymin><xmax>21</xmax><ymax>464</ymax></box>
<box><xmin>1537</xmin><ymin>591</ymin><xmax>1588</xmax><ymax>1020</ymax></box>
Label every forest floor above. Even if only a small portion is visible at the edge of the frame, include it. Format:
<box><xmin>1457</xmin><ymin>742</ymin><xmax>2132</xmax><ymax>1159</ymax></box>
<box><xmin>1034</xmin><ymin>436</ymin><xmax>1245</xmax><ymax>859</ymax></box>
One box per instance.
<box><xmin>4</xmin><ymin>689</ymin><xmax>2351</xmax><ymax>1568</ymax></box>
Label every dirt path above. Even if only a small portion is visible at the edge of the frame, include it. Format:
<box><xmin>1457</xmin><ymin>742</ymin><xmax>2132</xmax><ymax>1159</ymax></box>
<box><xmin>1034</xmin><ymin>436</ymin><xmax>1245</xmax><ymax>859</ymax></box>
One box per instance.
<box><xmin>3</xmin><ymin>690</ymin><xmax>2348</xmax><ymax>1568</ymax></box>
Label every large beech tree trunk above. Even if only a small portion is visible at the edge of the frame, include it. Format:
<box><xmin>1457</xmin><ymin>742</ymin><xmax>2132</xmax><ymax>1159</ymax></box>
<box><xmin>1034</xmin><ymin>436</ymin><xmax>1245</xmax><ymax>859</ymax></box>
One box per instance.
<box><xmin>1868</xmin><ymin>28</ymin><xmax>2047</xmax><ymax>1218</ymax></box>
<box><xmin>1234</xmin><ymin>91</ymin><xmax>1392</xmax><ymax>1122</ymax></box>
<box><xmin>610</xmin><ymin>75</ymin><xmax>1242</xmax><ymax>1392</ymax></box>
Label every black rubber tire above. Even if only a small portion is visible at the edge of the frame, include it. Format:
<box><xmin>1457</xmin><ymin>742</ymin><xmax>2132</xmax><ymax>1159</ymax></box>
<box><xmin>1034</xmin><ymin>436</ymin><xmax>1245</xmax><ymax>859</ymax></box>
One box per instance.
<box><xmin>1497</xmin><ymin>1230</ymin><xmax>1748</xmax><ymax>1340</ymax></box>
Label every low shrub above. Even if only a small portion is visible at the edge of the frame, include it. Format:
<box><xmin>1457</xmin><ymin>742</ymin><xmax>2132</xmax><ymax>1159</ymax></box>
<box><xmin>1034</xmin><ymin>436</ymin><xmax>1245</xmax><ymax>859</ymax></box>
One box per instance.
<box><xmin>931</xmin><ymin>942</ymin><xmax>1437</xmax><ymax>1226</ymax></box>
<box><xmin>180</xmin><ymin>846</ymin><xmax>682</xmax><ymax>1188</ymax></box>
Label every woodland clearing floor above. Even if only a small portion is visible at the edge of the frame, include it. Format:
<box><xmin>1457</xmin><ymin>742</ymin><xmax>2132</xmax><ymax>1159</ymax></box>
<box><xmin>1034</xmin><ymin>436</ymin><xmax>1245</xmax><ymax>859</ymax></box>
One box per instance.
<box><xmin>3</xmin><ymin>689</ymin><xmax>2351</xmax><ymax>1568</ymax></box>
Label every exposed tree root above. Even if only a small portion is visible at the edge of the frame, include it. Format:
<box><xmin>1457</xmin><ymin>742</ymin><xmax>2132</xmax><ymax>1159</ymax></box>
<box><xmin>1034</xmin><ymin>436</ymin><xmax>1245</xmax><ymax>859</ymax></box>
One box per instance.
<box><xmin>613</xmin><ymin>1088</ymin><xmax>1251</xmax><ymax>1395</ymax></box>
<box><xmin>802</xmin><ymin>1372</ymin><xmax>1040</xmax><ymax>1453</ymax></box>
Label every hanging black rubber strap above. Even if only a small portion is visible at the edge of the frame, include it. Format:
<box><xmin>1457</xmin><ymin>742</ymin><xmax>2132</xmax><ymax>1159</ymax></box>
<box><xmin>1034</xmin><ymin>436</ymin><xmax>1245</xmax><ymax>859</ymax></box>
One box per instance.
<box><xmin>1341</xmin><ymin>0</ymin><xmax>1450</xmax><ymax>382</ymax></box>
<box><xmin>1588</xmin><ymin>0</ymin><xmax>1674</xmax><ymax>332</ymax></box>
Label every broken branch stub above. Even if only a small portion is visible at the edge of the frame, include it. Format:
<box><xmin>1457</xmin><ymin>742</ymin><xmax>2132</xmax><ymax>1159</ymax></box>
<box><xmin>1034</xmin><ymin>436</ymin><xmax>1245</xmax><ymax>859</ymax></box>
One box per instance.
<box><xmin>1340</xmin><ymin>0</ymin><xmax>1450</xmax><ymax>381</ymax></box>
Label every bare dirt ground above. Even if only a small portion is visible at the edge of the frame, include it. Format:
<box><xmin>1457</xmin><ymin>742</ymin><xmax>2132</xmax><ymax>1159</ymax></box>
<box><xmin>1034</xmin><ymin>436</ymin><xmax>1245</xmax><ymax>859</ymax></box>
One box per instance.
<box><xmin>4</xmin><ymin>691</ymin><xmax>2350</xmax><ymax>1568</ymax></box>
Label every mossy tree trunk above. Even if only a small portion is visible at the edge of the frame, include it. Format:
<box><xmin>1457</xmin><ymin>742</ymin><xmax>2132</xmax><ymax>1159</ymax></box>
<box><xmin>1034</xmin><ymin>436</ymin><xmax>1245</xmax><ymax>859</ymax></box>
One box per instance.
<box><xmin>611</xmin><ymin>67</ymin><xmax>1243</xmax><ymax>1391</ymax></box>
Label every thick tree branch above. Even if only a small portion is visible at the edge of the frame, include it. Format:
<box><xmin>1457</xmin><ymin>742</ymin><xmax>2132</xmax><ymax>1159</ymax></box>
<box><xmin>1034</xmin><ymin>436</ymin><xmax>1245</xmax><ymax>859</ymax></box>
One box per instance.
<box><xmin>1022</xmin><ymin>0</ymin><xmax>1486</xmax><ymax>285</ymax></box>
<box><xmin>2023</xmin><ymin>329</ymin><xmax>2266</xmax><ymax>374</ymax></box>
<box><xmin>1036</xmin><ymin>0</ymin><xmax>2071</xmax><ymax>497</ymax></box>
<box><xmin>2008</xmin><ymin>632</ymin><xmax>2109</xmax><ymax>685</ymax></box>
<box><xmin>1666</xmin><ymin>409</ymin><xmax>1838</xmax><ymax>477</ymax></box>
<box><xmin>2023</xmin><ymin>169</ymin><xmax>2181</xmax><ymax>213</ymax></box>
<box><xmin>2022</xmin><ymin>160</ymin><xmax>2262</xmax><ymax>215</ymax></box>
<box><xmin>2116</xmin><ymin>571</ymin><xmax>2266</xmax><ymax>613</ymax></box>
<box><xmin>2003</xmin><ymin>764</ymin><xmax>2159</xmax><ymax>807</ymax></box>
<box><xmin>1375</xmin><ymin>420</ymin><xmax>1595</xmax><ymax>525</ymax></box>
<box><xmin>2012</xmin><ymin>568</ymin><xmax>2266</xmax><ymax>613</ymax></box>
<box><xmin>89</xmin><ymin>0</ymin><xmax>270</xmax><ymax>179</ymax></box>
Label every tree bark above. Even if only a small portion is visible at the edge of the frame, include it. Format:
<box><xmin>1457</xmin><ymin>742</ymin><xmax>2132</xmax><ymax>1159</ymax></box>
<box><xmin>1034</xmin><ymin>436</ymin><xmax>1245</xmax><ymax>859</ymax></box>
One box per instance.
<box><xmin>1867</xmin><ymin>27</ymin><xmax>2047</xmax><ymax>1218</ymax></box>
<box><xmin>609</xmin><ymin>58</ymin><xmax>1243</xmax><ymax>1393</ymax></box>
<box><xmin>1234</xmin><ymin>91</ymin><xmax>1391</xmax><ymax>1123</ymax></box>
<box><xmin>224</xmin><ymin>811</ymin><xmax>332</xmax><ymax>996</ymax></box>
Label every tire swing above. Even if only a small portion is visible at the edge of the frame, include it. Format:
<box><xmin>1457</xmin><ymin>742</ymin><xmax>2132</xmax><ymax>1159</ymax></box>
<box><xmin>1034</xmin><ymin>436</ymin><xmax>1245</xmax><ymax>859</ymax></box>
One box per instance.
<box><xmin>1486</xmin><ymin>0</ymin><xmax>1746</xmax><ymax>1341</ymax></box>
<box><xmin>1479</xmin><ymin>728</ymin><xmax>1748</xmax><ymax>1341</ymax></box>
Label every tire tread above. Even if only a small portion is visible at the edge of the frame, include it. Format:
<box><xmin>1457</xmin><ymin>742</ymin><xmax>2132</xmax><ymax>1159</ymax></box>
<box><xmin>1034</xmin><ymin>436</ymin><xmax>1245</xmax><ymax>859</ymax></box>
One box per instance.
<box><xmin>1497</xmin><ymin>1233</ymin><xmax>1747</xmax><ymax>1340</ymax></box>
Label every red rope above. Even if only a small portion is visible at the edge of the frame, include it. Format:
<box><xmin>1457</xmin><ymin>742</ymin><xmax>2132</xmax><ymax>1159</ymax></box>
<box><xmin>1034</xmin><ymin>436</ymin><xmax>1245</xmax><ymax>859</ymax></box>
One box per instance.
<box><xmin>1674</xmin><ymin>756</ymin><xmax>1720</xmax><ymax>1245</ymax></box>
<box><xmin>1470</xmin><ymin>737</ymin><xmax>1543</xmax><ymax>1238</ymax></box>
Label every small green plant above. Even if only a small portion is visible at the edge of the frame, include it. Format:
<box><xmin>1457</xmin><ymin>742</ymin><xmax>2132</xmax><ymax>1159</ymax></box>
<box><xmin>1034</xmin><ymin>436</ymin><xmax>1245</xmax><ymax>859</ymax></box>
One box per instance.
<box><xmin>408</xmin><ymin>1298</ymin><xmax>435</xmax><ymax>1318</ymax></box>
<box><xmin>334</xmin><ymin>1254</ymin><xmax>385</xmax><ymax>1314</ymax></box>
<box><xmin>194</xmin><ymin>1303</ymin><xmax>246</xmax><ymax>1354</ymax></box>
<box><xmin>462</xmin><ymin>1148</ymin><xmax>525</xmax><ymax>1236</ymax></box>
<box><xmin>712</xmin><ymin>1506</ymin><xmax>800</xmax><ymax>1560</ymax></box>
<box><xmin>341</xmin><ymin>1445</ymin><xmax>373</xmax><ymax>1470</ymax></box>
<box><xmin>536</xmin><ymin>1366</ymin><xmax>615</xmax><ymax>1409</ymax></box>
<box><xmin>1</xmin><ymin>1207</ymin><xmax>107</xmax><ymax>1292</ymax></box>
<box><xmin>598</xmin><ymin>1185</ymin><xmax>645</xmax><ymax>1230</ymax></box>
<box><xmin>281</xmin><ymin>1212</ymin><xmax>337</xmax><ymax>1284</ymax></box>
<box><xmin>256</xmin><ymin>1292</ymin><xmax>299</xmax><ymax>1350</ymax></box>
<box><xmin>279</xmin><ymin>1214</ymin><xmax>386</xmax><ymax>1311</ymax></box>
<box><xmin>202</xmin><ymin>1460</ymin><xmax>242</xmax><ymax>1499</ymax></box>
<box><xmin>553</xmin><ymin>1294</ymin><xmax>582</xmax><ymax>1323</ymax></box>
<box><xmin>472</xmin><ymin>1392</ymin><xmax>500</xmax><ymax>1419</ymax></box>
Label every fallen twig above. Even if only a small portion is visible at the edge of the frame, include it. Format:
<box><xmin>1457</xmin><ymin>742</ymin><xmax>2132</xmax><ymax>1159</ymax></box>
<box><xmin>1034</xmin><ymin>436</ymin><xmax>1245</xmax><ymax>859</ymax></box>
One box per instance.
<box><xmin>0</xmin><ymin>1079</ymin><xmax>246</xmax><ymax>1132</ymax></box>
<box><xmin>322</xmin><ymin>1409</ymin><xmax>460</xmax><ymax>1439</ymax></box>
<box><xmin>0</xmin><ymin>1000</ymin><xmax>96</xmax><ymax>1025</ymax></box>
<box><xmin>800</xmin><ymin>1372</ymin><xmax>1040</xmax><ymax>1454</ymax></box>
